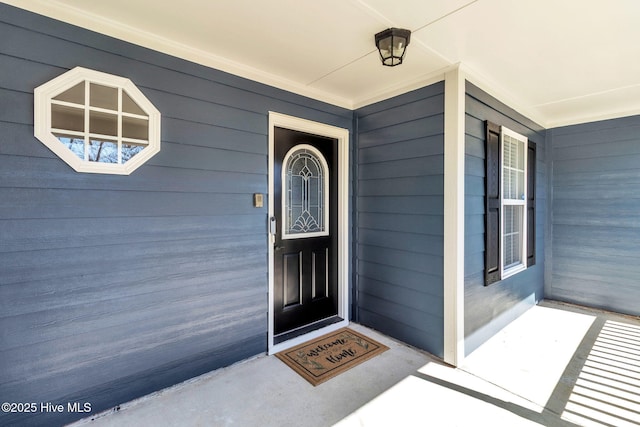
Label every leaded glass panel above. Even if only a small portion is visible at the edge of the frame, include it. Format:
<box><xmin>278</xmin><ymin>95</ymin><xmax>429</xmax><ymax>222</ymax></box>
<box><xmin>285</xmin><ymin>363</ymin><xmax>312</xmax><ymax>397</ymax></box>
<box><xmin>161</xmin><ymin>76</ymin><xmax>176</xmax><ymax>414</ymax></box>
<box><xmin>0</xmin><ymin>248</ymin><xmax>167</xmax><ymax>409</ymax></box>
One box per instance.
<box><xmin>283</xmin><ymin>146</ymin><xmax>328</xmax><ymax>238</ymax></box>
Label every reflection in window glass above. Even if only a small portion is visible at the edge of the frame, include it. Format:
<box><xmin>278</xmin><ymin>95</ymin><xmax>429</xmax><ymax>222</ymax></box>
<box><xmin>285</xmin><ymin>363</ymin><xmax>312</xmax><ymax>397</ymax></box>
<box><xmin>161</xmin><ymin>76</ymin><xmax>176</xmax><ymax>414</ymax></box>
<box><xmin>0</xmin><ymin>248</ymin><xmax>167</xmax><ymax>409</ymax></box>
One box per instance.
<box><xmin>57</xmin><ymin>136</ymin><xmax>85</xmax><ymax>160</ymax></box>
<box><xmin>90</xmin><ymin>111</ymin><xmax>118</xmax><ymax>136</ymax></box>
<box><xmin>122</xmin><ymin>143</ymin><xmax>145</xmax><ymax>162</ymax></box>
<box><xmin>35</xmin><ymin>67</ymin><xmax>160</xmax><ymax>174</ymax></box>
<box><xmin>122</xmin><ymin>91</ymin><xmax>146</xmax><ymax>115</ymax></box>
<box><xmin>52</xmin><ymin>105</ymin><xmax>84</xmax><ymax>132</ymax></box>
<box><xmin>123</xmin><ymin>117</ymin><xmax>149</xmax><ymax>140</ymax></box>
<box><xmin>53</xmin><ymin>82</ymin><xmax>85</xmax><ymax>104</ymax></box>
<box><xmin>89</xmin><ymin>139</ymin><xmax>118</xmax><ymax>163</ymax></box>
<box><xmin>90</xmin><ymin>83</ymin><xmax>118</xmax><ymax>110</ymax></box>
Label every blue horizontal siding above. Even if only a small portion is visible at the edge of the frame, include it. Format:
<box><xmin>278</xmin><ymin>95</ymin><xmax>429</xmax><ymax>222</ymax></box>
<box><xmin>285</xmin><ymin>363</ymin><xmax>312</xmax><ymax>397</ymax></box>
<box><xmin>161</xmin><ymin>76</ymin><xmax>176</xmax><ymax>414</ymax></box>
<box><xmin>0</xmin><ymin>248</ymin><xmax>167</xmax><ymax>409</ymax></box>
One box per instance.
<box><xmin>355</xmin><ymin>83</ymin><xmax>445</xmax><ymax>358</ymax></box>
<box><xmin>0</xmin><ymin>4</ymin><xmax>352</xmax><ymax>426</ymax></box>
<box><xmin>547</xmin><ymin>116</ymin><xmax>640</xmax><ymax>316</ymax></box>
<box><xmin>464</xmin><ymin>82</ymin><xmax>547</xmax><ymax>355</ymax></box>
<box><xmin>358</xmin><ymin>212</ymin><xmax>443</xmax><ymax>235</ymax></box>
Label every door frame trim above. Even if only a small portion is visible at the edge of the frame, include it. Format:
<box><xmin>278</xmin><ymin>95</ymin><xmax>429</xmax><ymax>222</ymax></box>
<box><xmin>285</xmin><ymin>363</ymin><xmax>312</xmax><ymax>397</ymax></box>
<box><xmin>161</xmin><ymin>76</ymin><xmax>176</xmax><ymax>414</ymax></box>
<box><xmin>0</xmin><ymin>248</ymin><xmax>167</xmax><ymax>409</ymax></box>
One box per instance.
<box><xmin>267</xmin><ymin>112</ymin><xmax>349</xmax><ymax>354</ymax></box>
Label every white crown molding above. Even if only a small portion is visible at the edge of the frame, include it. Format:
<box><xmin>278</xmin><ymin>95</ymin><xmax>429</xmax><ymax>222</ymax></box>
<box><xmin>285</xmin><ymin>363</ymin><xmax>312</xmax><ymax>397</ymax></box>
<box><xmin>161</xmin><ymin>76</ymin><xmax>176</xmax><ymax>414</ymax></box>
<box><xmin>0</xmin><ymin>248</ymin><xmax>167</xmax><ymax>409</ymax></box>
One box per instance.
<box><xmin>459</xmin><ymin>64</ymin><xmax>640</xmax><ymax>129</ymax></box>
<box><xmin>352</xmin><ymin>66</ymin><xmax>450</xmax><ymax>109</ymax></box>
<box><xmin>546</xmin><ymin>108</ymin><xmax>640</xmax><ymax>129</ymax></box>
<box><xmin>7</xmin><ymin>0</ymin><xmax>640</xmax><ymax>127</ymax></box>
<box><xmin>536</xmin><ymin>84</ymin><xmax>640</xmax><ymax>128</ymax></box>
<box><xmin>3</xmin><ymin>0</ymin><xmax>354</xmax><ymax>109</ymax></box>
<box><xmin>459</xmin><ymin>63</ymin><xmax>549</xmax><ymax>129</ymax></box>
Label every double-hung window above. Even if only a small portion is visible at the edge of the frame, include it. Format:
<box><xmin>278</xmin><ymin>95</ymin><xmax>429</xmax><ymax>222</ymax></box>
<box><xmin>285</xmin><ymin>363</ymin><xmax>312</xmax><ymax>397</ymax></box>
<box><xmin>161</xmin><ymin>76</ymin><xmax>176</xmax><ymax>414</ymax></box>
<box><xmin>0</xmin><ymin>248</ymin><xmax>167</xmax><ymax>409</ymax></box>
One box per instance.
<box><xmin>501</xmin><ymin>127</ymin><xmax>527</xmax><ymax>278</ymax></box>
<box><xmin>485</xmin><ymin>121</ymin><xmax>536</xmax><ymax>286</ymax></box>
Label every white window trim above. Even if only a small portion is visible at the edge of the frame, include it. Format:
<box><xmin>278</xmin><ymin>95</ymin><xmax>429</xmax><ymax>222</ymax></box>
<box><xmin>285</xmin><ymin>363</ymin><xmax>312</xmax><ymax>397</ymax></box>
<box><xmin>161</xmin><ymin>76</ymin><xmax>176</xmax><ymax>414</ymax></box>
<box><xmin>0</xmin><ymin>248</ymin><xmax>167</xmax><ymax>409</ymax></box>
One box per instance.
<box><xmin>500</xmin><ymin>126</ymin><xmax>528</xmax><ymax>279</ymax></box>
<box><xmin>34</xmin><ymin>67</ymin><xmax>161</xmax><ymax>175</ymax></box>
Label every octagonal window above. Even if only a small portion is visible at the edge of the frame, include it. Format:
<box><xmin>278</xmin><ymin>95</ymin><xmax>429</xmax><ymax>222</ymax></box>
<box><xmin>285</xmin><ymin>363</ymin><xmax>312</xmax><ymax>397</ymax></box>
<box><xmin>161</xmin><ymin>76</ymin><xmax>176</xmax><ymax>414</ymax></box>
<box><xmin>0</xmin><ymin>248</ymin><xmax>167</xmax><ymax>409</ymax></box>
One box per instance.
<box><xmin>34</xmin><ymin>67</ymin><xmax>161</xmax><ymax>174</ymax></box>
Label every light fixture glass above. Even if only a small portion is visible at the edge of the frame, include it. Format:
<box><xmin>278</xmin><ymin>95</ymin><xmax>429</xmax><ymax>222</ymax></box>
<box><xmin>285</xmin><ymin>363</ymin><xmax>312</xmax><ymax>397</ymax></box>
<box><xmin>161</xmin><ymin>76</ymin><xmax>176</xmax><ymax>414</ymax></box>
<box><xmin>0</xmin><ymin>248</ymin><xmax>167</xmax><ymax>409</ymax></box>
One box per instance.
<box><xmin>374</xmin><ymin>28</ymin><xmax>411</xmax><ymax>66</ymax></box>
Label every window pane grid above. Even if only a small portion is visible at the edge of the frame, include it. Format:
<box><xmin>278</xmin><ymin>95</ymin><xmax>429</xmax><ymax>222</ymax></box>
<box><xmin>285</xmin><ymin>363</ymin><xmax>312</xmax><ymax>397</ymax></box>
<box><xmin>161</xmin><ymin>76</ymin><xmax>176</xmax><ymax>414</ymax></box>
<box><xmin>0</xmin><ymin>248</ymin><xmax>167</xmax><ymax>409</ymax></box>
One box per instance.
<box><xmin>51</xmin><ymin>80</ymin><xmax>150</xmax><ymax>165</ymax></box>
<box><xmin>35</xmin><ymin>67</ymin><xmax>161</xmax><ymax>175</ymax></box>
<box><xmin>503</xmin><ymin>205</ymin><xmax>523</xmax><ymax>268</ymax></box>
<box><xmin>501</xmin><ymin>128</ymin><xmax>528</xmax><ymax>276</ymax></box>
<box><xmin>503</xmin><ymin>134</ymin><xmax>525</xmax><ymax>200</ymax></box>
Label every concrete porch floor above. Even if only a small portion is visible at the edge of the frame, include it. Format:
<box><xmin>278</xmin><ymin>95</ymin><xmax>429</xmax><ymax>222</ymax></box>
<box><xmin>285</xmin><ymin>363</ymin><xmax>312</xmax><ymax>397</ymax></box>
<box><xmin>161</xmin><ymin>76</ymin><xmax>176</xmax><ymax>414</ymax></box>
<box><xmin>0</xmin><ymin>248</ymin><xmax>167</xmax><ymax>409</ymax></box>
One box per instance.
<box><xmin>69</xmin><ymin>300</ymin><xmax>640</xmax><ymax>427</ymax></box>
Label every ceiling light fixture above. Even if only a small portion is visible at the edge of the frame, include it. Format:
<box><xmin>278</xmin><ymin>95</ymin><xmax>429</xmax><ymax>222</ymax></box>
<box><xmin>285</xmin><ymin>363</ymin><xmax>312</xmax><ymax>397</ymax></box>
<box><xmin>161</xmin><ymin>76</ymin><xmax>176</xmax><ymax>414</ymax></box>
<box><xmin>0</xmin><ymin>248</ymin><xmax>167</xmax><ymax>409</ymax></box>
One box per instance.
<box><xmin>374</xmin><ymin>28</ymin><xmax>411</xmax><ymax>67</ymax></box>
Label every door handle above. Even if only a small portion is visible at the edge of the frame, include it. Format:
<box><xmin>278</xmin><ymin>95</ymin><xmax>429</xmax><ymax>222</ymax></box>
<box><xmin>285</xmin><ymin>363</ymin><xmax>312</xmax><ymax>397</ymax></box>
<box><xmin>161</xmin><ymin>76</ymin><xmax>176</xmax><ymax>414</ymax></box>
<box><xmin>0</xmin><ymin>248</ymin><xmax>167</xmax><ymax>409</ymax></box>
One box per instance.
<box><xmin>270</xmin><ymin>216</ymin><xmax>277</xmax><ymax>235</ymax></box>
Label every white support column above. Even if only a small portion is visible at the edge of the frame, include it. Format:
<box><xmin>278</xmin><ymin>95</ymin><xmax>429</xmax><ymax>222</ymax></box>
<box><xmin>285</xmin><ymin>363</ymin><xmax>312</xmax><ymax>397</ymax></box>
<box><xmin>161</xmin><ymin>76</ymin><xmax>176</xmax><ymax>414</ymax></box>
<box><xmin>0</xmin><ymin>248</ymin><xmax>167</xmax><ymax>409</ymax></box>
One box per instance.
<box><xmin>443</xmin><ymin>65</ymin><xmax>466</xmax><ymax>366</ymax></box>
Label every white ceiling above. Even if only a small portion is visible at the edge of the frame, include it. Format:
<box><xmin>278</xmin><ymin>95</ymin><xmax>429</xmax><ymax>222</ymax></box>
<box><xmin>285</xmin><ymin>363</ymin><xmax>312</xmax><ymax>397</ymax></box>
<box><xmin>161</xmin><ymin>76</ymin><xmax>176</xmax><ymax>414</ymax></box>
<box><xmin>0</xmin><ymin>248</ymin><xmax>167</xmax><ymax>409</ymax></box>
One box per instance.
<box><xmin>6</xmin><ymin>0</ymin><xmax>640</xmax><ymax>128</ymax></box>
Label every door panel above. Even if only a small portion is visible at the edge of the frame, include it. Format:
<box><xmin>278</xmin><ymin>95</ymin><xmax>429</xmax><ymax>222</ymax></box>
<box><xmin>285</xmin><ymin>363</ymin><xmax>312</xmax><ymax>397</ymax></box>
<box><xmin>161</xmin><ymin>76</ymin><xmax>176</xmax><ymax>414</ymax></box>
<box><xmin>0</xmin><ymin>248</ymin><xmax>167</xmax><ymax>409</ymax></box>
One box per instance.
<box><xmin>312</xmin><ymin>248</ymin><xmax>328</xmax><ymax>300</ymax></box>
<box><xmin>283</xmin><ymin>252</ymin><xmax>302</xmax><ymax>307</ymax></box>
<box><xmin>273</xmin><ymin>127</ymin><xmax>338</xmax><ymax>336</ymax></box>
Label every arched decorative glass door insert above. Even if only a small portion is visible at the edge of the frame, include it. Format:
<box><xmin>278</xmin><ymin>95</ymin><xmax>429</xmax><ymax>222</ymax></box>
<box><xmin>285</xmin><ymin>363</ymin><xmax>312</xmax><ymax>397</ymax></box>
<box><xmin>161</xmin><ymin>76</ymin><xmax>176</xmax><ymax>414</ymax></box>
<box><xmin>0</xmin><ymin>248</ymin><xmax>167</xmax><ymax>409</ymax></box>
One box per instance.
<box><xmin>282</xmin><ymin>144</ymin><xmax>329</xmax><ymax>239</ymax></box>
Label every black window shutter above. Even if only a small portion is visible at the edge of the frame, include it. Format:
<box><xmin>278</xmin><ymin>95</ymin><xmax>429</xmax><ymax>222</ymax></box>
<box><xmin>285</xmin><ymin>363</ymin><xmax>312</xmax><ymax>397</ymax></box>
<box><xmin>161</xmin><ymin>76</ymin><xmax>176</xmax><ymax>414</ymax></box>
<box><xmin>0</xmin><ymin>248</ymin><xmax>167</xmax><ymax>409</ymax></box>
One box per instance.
<box><xmin>485</xmin><ymin>121</ymin><xmax>501</xmax><ymax>286</ymax></box>
<box><xmin>527</xmin><ymin>141</ymin><xmax>537</xmax><ymax>267</ymax></box>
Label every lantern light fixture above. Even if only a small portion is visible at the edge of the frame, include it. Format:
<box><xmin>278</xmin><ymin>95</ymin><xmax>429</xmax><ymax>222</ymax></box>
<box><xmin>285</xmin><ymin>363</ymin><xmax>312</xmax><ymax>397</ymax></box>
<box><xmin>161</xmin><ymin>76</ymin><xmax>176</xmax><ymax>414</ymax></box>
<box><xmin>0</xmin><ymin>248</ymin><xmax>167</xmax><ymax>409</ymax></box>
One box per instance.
<box><xmin>374</xmin><ymin>28</ymin><xmax>411</xmax><ymax>66</ymax></box>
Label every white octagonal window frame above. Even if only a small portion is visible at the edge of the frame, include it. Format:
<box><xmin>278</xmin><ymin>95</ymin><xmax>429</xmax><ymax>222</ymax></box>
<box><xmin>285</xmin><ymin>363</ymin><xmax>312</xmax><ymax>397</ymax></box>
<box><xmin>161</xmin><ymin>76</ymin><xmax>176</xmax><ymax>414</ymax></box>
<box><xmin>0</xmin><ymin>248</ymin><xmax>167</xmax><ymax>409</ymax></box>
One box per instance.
<box><xmin>34</xmin><ymin>67</ymin><xmax>161</xmax><ymax>175</ymax></box>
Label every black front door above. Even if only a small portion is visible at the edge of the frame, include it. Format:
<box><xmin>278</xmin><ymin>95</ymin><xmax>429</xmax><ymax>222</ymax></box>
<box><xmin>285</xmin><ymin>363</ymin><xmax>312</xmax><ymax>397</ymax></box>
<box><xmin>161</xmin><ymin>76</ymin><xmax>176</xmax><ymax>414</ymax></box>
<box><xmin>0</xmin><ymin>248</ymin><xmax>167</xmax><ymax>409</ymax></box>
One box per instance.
<box><xmin>273</xmin><ymin>127</ymin><xmax>338</xmax><ymax>337</ymax></box>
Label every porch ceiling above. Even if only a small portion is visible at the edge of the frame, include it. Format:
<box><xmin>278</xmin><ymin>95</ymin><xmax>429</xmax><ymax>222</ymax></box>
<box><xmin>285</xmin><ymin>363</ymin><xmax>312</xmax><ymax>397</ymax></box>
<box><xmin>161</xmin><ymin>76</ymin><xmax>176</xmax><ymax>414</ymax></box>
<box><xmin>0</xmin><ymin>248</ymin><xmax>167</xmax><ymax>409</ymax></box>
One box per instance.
<box><xmin>6</xmin><ymin>0</ymin><xmax>640</xmax><ymax>128</ymax></box>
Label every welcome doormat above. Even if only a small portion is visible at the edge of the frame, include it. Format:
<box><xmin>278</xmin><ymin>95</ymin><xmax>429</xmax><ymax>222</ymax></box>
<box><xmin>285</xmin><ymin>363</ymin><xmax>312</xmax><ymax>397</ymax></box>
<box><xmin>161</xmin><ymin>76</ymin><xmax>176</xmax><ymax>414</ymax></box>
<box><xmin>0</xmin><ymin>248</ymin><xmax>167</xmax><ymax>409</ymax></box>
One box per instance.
<box><xmin>276</xmin><ymin>328</ymin><xmax>389</xmax><ymax>386</ymax></box>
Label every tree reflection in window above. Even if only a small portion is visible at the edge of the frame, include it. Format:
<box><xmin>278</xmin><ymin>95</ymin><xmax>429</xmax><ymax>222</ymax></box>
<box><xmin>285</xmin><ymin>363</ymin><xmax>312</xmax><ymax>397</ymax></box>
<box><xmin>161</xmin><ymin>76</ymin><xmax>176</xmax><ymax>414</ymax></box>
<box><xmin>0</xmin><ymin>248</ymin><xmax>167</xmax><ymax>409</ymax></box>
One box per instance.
<box><xmin>35</xmin><ymin>67</ymin><xmax>160</xmax><ymax>174</ymax></box>
<box><xmin>61</xmin><ymin>137</ymin><xmax>85</xmax><ymax>159</ymax></box>
<box><xmin>59</xmin><ymin>137</ymin><xmax>143</xmax><ymax>164</ymax></box>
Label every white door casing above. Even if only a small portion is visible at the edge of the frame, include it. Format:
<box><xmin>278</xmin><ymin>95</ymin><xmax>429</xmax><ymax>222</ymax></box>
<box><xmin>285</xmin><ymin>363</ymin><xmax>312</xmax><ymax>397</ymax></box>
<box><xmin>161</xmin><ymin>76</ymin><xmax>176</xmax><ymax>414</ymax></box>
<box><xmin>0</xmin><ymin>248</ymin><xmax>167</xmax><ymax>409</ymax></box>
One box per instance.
<box><xmin>268</xmin><ymin>112</ymin><xmax>349</xmax><ymax>354</ymax></box>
